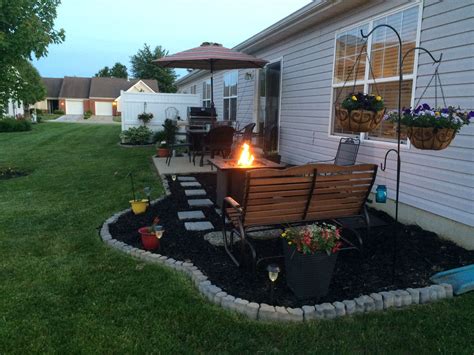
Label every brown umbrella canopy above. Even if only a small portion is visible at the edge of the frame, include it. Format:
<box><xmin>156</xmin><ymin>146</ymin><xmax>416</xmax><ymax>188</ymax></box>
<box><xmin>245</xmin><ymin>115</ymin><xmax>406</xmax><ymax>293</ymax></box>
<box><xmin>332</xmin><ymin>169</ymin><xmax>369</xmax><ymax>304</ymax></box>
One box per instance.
<box><xmin>154</xmin><ymin>42</ymin><xmax>268</xmax><ymax>108</ymax></box>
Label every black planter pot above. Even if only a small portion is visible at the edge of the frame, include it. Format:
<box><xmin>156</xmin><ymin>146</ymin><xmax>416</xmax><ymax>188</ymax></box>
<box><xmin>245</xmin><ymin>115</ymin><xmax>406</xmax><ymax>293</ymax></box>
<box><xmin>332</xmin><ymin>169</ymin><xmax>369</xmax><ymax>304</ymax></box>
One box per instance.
<box><xmin>282</xmin><ymin>241</ymin><xmax>338</xmax><ymax>300</ymax></box>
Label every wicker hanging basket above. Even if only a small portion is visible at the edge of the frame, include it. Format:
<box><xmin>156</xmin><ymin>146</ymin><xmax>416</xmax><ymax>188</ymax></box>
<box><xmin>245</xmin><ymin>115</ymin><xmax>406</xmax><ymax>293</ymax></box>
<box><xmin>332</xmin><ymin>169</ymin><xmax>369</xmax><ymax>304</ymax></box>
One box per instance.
<box><xmin>407</xmin><ymin>127</ymin><xmax>456</xmax><ymax>150</ymax></box>
<box><xmin>335</xmin><ymin>106</ymin><xmax>385</xmax><ymax>133</ymax></box>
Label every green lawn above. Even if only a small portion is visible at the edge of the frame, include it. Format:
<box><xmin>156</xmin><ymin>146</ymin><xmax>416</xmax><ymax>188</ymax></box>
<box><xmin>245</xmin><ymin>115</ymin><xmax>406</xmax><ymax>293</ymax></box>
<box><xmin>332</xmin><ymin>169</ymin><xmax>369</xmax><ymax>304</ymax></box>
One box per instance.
<box><xmin>1</xmin><ymin>123</ymin><xmax>473</xmax><ymax>354</ymax></box>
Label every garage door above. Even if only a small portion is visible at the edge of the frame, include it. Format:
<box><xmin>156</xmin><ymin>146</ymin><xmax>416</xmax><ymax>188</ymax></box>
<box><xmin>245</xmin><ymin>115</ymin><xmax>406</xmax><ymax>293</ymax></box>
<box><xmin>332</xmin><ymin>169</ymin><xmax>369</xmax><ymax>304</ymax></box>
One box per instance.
<box><xmin>65</xmin><ymin>100</ymin><xmax>84</xmax><ymax>115</ymax></box>
<box><xmin>95</xmin><ymin>101</ymin><xmax>113</xmax><ymax>116</ymax></box>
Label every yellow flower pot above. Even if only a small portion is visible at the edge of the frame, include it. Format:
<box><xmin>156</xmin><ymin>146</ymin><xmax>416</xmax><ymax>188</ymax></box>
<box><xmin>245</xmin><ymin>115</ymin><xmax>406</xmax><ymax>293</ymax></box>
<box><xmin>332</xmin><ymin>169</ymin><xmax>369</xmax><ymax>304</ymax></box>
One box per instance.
<box><xmin>130</xmin><ymin>199</ymin><xmax>148</xmax><ymax>215</ymax></box>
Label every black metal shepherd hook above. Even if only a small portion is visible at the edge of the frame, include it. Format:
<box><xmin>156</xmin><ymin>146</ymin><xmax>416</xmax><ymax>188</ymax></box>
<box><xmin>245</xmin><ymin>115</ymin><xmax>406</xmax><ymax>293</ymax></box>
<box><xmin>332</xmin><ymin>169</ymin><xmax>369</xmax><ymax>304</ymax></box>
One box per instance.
<box><xmin>361</xmin><ymin>24</ymin><xmax>443</xmax><ymax>283</ymax></box>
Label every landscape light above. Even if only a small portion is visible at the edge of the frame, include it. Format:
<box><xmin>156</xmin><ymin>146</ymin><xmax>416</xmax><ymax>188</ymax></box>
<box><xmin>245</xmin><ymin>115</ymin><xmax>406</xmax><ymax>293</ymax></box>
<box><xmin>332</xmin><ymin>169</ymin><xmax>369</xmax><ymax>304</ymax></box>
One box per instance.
<box><xmin>376</xmin><ymin>185</ymin><xmax>387</xmax><ymax>203</ymax></box>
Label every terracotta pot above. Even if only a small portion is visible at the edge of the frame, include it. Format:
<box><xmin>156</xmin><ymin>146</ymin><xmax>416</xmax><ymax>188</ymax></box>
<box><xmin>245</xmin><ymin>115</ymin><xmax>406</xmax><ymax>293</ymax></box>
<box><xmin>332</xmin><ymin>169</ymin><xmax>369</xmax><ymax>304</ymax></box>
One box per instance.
<box><xmin>138</xmin><ymin>227</ymin><xmax>160</xmax><ymax>251</ymax></box>
<box><xmin>407</xmin><ymin>127</ymin><xmax>456</xmax><ymax>150</ymax></box>
<box><xmin>335</xmin><ymin>106</ymin><xmax>385</xmax><ymax>132</ymax></box>
<box><xmin>157</xmin><ymin>148</ymin><xmax>169</xmax><ymax>158</ymax></box>
<box><xmin>283</xmin><ymin>241</ymin><xmax>338</xmax><ymax>300</ymax></box>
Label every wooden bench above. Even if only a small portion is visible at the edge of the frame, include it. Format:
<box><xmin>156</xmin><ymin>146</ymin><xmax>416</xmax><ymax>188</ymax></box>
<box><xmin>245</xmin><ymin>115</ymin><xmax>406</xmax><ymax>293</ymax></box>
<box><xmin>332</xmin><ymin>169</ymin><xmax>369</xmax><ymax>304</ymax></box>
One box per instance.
<box><xmin>222</xmin><ymin>163</ymin><xmax>378</xmax><ymax>268</ymax></box>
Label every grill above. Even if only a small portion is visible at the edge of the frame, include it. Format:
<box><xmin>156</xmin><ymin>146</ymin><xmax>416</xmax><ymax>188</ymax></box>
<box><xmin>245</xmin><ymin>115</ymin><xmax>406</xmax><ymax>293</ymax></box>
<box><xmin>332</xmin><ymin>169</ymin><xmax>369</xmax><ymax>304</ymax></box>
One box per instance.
<box><xmin>187</xmin><ymin>107</ymin><xmax>217</xmax><ymax>128</ymax></box>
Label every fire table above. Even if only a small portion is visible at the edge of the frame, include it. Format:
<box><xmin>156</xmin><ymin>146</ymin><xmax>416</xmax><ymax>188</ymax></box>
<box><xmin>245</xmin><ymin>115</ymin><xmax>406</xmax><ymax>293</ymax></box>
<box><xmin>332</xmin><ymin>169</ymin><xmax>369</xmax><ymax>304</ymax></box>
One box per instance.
<box><xmin>208</xmin><ymin>156</ymin><xmax>285</xmax><ymax>208</ymax></box>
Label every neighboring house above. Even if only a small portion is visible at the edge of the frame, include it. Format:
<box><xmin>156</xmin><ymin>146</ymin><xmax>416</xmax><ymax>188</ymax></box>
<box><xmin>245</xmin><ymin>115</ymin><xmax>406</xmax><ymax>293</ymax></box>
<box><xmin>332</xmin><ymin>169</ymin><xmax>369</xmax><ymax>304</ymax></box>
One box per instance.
<box><xmin>6</xmin><ymin>99</ymin><xmax>25</xmax><ymax>117</ymax></box>
<box><xmin>35</xmin><ymin>77</ymin><xmax>159</xmax><ymax>116</ymax></box>
<box><xmin>176</xmin><ymin>0</ymin><xmax>474</xmax><ymax>248</ymax></box>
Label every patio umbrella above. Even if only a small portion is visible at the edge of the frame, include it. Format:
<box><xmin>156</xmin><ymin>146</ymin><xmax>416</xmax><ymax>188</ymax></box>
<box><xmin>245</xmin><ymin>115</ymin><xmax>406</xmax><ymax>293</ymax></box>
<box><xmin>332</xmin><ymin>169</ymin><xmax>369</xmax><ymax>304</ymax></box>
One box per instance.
<box><xmin>153</xmin><ymin>42</ymin><xmax>268</xmax><ymax>109</ymax></box>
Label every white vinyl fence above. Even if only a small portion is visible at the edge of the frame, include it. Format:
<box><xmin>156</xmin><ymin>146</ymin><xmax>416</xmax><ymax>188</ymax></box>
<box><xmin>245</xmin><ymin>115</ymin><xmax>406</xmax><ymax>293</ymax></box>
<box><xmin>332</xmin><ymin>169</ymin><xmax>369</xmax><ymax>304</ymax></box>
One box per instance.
<box><xmin>120</xmin><ymin>91</ymin><xmax>200</xmax><ymax>131</ymax></box>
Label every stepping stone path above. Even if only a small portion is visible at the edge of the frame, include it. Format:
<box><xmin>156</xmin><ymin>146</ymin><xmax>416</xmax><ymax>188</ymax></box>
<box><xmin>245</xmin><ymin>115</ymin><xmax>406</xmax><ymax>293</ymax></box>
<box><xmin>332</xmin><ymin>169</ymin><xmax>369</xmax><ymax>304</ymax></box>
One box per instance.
<box><xmin>178</xmin><ymin>176</ymin><xmax>197</xmax><ymax>182</ymax></box>
<box><xmin>185</xmin><ymin>221</ymin><xmax>214</xmax><ymax>231</ymax></box>
<box><xmin>178</xmin><ymin>211</ymin><xmax>205</xmax><ymax>221</ymax></box>
<box><xmin>176</xmin><ymin>176</ymin><xmax>215</xmax><ymax>232</ymax></box>
<box><xmin>184</xmin><ymin>189</ymin><xmax>206</xmax><ymax>197</ymax></box>
<box><xmin>188</xmin><ymin>199</ymin><xmax>213</xmax><ymax>207</ymax></box>
<box><xmin>181</xmin><ymin>182</ymin><xmax>201</xmax><ymax>188</ymax></box>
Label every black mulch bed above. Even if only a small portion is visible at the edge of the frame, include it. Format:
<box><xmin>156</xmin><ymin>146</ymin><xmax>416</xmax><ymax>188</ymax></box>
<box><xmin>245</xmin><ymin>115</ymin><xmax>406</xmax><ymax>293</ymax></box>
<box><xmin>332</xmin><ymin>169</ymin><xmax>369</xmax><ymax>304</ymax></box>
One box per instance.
<box><xmin>109</xmin><ymin>173</ymin><xmax>474</xmax><ymax>307</ymax></box>
<box><xmin>0</xmin><ymin>167</ymin><xmax>29</xmax><ymax>180</ymax></box>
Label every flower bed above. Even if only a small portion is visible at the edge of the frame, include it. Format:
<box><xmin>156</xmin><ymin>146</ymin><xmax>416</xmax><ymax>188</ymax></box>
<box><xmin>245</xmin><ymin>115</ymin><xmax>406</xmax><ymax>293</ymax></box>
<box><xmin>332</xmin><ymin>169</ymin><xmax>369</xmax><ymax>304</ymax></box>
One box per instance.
<box><xmin>107</xmin><ymin>173</ymin><xmax>474</xmax><ymax>308</ymax></box>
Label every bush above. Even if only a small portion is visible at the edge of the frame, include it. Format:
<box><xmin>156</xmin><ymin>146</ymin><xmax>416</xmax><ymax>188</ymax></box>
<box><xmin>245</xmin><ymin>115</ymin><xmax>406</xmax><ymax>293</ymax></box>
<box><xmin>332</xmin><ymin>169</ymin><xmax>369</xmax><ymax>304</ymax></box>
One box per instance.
<box><xmin>119</xmin><ymin>126</ymin><xmax>153</xmax><ymax>145</ymax></box>
<box><xmin>83</xmin><ymin>110</ymin><xmax>93</xmax><ymax>120</ymax></box>
<box><xmin>53</xmin><ymin>109</ymin><xmax>65</xmax><ymax>115</ymax></box>
<box><xmin>153</xmin><ymin>130</ymin><xmax>166</xmax><ymax>144</ymax></box>
<box><xmin>0</xmin><ymin>117</ymin><xmax>32</xmax><ymax>132</ymax></box>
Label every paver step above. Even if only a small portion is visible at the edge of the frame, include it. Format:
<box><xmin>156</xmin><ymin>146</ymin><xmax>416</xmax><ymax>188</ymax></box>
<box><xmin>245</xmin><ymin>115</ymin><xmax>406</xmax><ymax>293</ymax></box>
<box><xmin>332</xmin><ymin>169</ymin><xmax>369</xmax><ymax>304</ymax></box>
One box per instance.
<box><xmin>181</xmin><ymin>182</ymin><xmax>202</xmax><ymax>188</ymax></box>
<box><xmin>188</xmin><ymin>199</ymin><xmax>213</xmax><ymax>207</ymax></box>
<box><xmin>185</xmin><ymin>221</ymin><xmax>214</xmax><ymax>231</ymax></box>
<box><xmin>178</xmin><ymin>211</ymin><xmax>206</xmax><ymax>221</ymax></box>
<box><xmin>178</xmin><ymin>176</ymin><xmax>197</xmax><ymax>182</ymax></box>
<box><xmin>184</xmin><ymin>189</ymin><xmax>207</xmax><ymax>197</ymax></box>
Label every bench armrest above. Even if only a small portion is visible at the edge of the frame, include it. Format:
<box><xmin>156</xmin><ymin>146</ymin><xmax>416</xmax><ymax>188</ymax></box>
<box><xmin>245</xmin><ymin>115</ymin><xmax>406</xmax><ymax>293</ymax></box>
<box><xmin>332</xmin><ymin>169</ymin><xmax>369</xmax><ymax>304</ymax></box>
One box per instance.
<box><xmin>223</xmin><ymin>196</ymin><xmax>243</xmax><ymax>213</ymax></box>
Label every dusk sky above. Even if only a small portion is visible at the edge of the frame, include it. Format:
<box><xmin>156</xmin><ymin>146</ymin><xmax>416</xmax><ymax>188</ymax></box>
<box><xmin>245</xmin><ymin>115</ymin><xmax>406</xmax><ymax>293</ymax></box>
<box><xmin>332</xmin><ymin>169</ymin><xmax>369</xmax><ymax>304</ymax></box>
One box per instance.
<box><xmin>34</xmin><ymin>0</ymin><xmax>310</xmax><ymax>79</ymax></box>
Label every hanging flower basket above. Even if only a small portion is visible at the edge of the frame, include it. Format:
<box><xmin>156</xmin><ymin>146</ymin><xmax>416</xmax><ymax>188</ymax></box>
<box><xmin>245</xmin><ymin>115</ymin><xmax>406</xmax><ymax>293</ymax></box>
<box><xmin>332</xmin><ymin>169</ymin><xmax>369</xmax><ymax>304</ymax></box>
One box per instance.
<box><xmin>386</xmin><ymin>104</ymin><xmax>473</xmax><ymax>150</ymax></box>
<box><xmin>407</xmin><ymin>127</ymin><xmax>456</xmax><ymax>150</ymax></box>
<box><xmin>336</xmin><ymin>92</ymin><xmax>385</xmax><ymax>132</ymax></box>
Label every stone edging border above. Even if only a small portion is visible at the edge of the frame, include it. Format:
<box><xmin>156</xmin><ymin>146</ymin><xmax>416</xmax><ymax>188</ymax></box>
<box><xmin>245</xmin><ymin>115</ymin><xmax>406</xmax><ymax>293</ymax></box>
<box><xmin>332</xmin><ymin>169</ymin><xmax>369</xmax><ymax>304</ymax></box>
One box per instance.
<box><xmin>98</xmin><ymin>173</ymin><xmax>455</xmax><ymax>322</ymax></box>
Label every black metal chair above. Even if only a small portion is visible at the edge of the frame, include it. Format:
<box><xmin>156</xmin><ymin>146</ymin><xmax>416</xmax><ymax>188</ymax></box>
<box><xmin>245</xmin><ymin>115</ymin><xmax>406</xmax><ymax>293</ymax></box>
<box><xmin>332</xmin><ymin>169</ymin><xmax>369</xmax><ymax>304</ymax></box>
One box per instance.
<box><xmin>235</xmin><ymin>122</ymin><xmax>256</xmax><ymax>144</ymax></box>
<box><xmin>311</xmin><ymin>137</ymin><xmax>360</xmax><ymax>166</ymax></box>
<box><xmin>193</xmin><ymin>126</ymin><xmax>235</xmax><ymax>166</ymax></box>
<box><xmin>166</xmin><ymin>131</ymin><xmax>192</xmax><ymax>166</ymax></box>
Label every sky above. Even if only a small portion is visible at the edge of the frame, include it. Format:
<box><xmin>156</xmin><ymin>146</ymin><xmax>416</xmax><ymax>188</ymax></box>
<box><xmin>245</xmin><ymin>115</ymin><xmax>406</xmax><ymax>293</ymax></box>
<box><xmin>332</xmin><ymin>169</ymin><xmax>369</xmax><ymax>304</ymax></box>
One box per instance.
<box><xmin>34</xmin><ymin>0</ymin><xmax>311</xmax><ymax>79</ymax></box>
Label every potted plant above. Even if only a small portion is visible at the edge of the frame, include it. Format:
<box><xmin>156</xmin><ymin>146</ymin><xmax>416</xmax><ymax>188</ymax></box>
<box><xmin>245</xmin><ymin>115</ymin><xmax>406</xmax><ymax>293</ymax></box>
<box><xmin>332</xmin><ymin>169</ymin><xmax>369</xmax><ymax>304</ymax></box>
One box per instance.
<box><xmin>127</xmin><ymin>172</ymin><xmax>148</xmax><ymax>214</ymax></box>
<box><xmin>281</xmin><ymin>223</ymin><xmax>342</xmax><ymax>299</ymax></box>
<box><xmin>153</xmin><ymin>130</ymin><xmax>168</xmax><ymax>157</ymax></box>
<box><xmin>138</xmin><ymin>112</ymin><xmax>154</xmax><ymax>125</ymax></box>
<box><xmin>386</xmin><ymin>104</ymin><xmax>472</xmax><ymax>150</ymax></box>
<box><xmin>335</xmin><ymin>92</ymin><xmax>385</xmax><ymax>132</ymax></box>
<box><xmin>138</xmin><ymin>217</ymin><xmax>163</xmax><ymax>250</ymax></box>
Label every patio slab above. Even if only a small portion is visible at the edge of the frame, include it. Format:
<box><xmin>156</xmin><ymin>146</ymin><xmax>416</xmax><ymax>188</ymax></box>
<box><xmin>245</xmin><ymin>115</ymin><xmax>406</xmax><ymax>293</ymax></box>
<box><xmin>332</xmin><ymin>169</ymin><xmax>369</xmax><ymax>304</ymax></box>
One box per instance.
<box><xmin>153</xmin><ymin>156</ymin><xmax>214</xmax><ymax>175</ymax></box>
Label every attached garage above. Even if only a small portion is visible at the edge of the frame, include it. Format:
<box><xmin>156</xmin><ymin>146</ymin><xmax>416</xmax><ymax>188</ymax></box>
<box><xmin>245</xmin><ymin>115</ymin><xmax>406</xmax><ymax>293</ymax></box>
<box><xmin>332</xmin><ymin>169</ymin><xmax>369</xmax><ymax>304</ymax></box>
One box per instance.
<box><xmin>65</xmin><ymin>100</ymin><xmax>84</xmax><ymax>115</ymax></box>
<box><xmin>95</xmin><ymin>101</ymin><xmax>113</xmax><ymax>116</ymax></box>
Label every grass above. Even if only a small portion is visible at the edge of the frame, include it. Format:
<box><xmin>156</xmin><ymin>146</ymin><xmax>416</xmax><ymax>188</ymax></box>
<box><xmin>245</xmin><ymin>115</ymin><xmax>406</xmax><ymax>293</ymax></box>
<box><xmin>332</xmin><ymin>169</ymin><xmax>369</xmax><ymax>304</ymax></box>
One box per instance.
<box><xmin>0</xmin><ymin>123</ymin><xmax>473</xmax><ymax>354</ymax></box>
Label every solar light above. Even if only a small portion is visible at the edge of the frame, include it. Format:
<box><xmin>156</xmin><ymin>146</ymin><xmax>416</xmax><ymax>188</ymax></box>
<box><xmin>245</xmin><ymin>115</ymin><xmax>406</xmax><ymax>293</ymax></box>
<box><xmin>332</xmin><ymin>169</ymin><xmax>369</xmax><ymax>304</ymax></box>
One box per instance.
<box><xmin>154</xmin><ymin>225</ymin><xmax>164</xmax><ymax>239</ymax></box>
<box><xmin>144</xmin><ymin>186</ymin><xmax>152</xmax><ymax>204</ymax></box>
<box><xmin>266</xmin><ymin>264</ymin><xmax>280</xmax><ymax>305</ymax></box>
<box><xmin>171</xmin><ymin>175</ymin><xmax>177</xmax><ymax>181</ymax></box>
<box><xmin>375</xmin><ymin>185</ymin><xmax>387</xmax><ymax>203</ymax></box>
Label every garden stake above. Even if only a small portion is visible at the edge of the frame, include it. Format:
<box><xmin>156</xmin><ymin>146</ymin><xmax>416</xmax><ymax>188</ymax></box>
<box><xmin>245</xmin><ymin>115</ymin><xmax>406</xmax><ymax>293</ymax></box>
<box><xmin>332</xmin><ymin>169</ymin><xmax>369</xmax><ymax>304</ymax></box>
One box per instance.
<box><xmin>128</xmin><ymin>172</ymin><xmax>137</xmax><ymax>201</ymax></box>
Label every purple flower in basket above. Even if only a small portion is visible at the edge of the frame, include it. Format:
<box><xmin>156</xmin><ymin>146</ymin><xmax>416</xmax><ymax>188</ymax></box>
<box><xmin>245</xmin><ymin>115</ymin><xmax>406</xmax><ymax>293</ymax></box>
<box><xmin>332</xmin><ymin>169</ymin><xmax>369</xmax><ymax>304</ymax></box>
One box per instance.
<box><xmin>468</xmin><ymin>111</ymin><xmax>474</xmax><ymax>120</ymax></box>
<box><xmin>422</xmin><ymin>103</ymin><xmax>431</xmax><ymax>110</ymax></box>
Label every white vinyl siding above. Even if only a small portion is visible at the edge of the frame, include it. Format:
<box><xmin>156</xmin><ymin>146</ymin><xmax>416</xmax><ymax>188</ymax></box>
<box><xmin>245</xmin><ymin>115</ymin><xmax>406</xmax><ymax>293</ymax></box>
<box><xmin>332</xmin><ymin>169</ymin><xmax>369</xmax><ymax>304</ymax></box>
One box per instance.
<box><xmin>176</xmin><ymin>0</ymin><xmax>474</xmax><ymax>230</ymax></box>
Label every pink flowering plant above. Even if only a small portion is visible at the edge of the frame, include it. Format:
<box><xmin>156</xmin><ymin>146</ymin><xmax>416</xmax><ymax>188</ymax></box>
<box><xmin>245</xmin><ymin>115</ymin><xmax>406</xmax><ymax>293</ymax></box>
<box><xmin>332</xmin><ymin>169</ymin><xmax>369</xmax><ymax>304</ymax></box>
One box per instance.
<box><xmin>281</xmin><ymin>223</ymin><xmax>342</xmax><ymax>255</ymax></box>
<box><xmin>385</xmin><ymin>104</ymin><xmax>473</xmax><ymax>133</ymax></box>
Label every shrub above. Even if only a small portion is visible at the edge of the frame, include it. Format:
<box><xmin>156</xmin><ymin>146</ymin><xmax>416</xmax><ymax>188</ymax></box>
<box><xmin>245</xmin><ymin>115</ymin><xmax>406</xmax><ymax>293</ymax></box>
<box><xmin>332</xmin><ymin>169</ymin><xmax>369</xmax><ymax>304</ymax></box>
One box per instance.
<box><xmin>53</xmin><ymin>109</ymin><xmax>65</xmax><ymax>115</ymax></box>
<box><xmin>83</xmin><ymin>110</ymin><xmax>93</xmax><ymax>120</ymax></box>
<box><xmin>119</xmin><ymin>126</ymin><xmax>153</xmax><ymax>145</ymax></box>
<box><xmin>0</xmin><ymin>117</ymin><xmax>32</xmax><ymax>132</ymax></box>
<box><xmin>153</xmin><ymin>130</ymin><xmax>166</xmax><ymax>144</ymax></box>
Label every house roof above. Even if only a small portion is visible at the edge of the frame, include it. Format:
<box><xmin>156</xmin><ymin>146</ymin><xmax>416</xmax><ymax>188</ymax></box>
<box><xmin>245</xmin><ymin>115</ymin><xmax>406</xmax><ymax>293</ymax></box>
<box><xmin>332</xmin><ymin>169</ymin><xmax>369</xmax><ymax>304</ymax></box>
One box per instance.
<box><xmin>175</xmin><ymin>0</ymin><xmax>370</xmax><ymax>86</ymax></box>
<box><xmin>89</xmin><ymin>77</ymin><xmax>159</xmax><ymax>98</ymax></box>
<box><xmin>42</xmin><ymin>78</ymin><xmax>63</xmax><ymax>98</ymax></box>
<box><xmin>59</xmin><ymin>77</ymin><xmax>91</xmax><ymax>99</ymax></box>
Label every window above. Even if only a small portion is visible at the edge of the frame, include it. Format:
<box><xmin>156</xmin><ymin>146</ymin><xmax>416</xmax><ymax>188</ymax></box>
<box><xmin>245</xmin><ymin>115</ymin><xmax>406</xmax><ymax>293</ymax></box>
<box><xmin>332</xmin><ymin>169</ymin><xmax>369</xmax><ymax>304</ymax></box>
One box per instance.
<box><xmin>190</xmin><ymin>85</ymin><xmax>196</xmax><ymax>94</ymax></box>
<box><xmin>202</xmin><ymin>80</ymin><xmax>211</xmax><ymax>107</ymax></box>
<box><xmin>331</xmin><ymin>5</ymin><xmax>420</xmax><ymax>143</ymax></box>
<box><xmin>223</xmin><ymin>71</ymin><xmax>238</xmax><ymax>121</ymax></box>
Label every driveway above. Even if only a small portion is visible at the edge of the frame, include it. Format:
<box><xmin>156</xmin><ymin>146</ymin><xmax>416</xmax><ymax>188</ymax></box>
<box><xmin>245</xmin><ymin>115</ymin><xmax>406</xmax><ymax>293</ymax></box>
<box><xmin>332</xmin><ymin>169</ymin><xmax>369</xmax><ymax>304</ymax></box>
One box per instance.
<box><xmin>53</xmin><ymin>115</ymin><xmax>119</xmax><ymax>124</ymax></box>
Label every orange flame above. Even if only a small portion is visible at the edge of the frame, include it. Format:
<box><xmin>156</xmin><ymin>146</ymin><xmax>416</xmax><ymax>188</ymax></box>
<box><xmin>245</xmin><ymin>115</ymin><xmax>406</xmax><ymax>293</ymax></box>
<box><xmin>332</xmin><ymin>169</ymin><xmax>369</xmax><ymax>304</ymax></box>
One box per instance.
<box><xmin>237</xmin><ymin>143</ymin><xmax>255</xmax><ymax>166</ymax></box>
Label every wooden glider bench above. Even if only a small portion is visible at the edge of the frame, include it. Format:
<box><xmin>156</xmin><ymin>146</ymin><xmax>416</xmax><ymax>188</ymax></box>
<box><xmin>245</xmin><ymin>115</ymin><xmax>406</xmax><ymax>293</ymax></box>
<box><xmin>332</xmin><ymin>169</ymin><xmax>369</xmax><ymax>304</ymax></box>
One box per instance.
<box><xmin>222</xmin><ymin>163</ymin><xmax>378</xmax><ymax>269</ymax></box>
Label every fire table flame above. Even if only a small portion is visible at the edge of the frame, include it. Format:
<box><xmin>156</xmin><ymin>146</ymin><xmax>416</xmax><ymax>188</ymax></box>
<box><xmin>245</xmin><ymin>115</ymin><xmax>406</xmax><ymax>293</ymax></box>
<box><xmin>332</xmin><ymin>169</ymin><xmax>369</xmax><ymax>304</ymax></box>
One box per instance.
<box><xmin>237</xmin><ymin>143</ymin><xmax>255</xmax><ymax>167</ymax></box>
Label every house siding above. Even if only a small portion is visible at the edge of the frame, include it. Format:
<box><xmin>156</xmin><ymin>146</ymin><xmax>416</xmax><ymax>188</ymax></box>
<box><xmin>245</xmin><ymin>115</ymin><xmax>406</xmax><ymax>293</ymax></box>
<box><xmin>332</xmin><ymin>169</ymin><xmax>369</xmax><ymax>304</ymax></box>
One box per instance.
<box><xmin>176</xmin><ymin>0</ymin><xmax>474</xmax><ymax>230</ymax></box>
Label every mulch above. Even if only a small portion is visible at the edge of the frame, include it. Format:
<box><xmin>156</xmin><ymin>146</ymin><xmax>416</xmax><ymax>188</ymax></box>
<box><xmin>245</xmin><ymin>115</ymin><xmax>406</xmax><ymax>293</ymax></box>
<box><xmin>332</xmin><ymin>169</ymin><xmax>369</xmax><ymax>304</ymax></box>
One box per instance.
<box><xmin>109</xmin><ymin>173</ymin><xmax>474</xmax><ymax>307</ymax></box>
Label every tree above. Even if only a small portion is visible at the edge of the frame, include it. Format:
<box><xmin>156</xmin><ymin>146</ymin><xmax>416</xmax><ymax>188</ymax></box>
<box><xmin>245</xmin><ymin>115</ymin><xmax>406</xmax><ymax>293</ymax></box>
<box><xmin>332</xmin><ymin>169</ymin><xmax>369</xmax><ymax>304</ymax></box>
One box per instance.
<box><xmin>15</xmin><ymin>59</ymin><xmax>46</xmax><ymax>106</ymax></box>
<box><xmin>95</xmin><ymin>62</ymin><xmax>128</xmax><ymax>79</ymax></box>
<box><xmin>0</xmin><ymin>0</ymin><xmax>65</xmax><ymax>116</ymax></box>
<box><xmin>130</xmin><ymin>44</ymin><xmax>177</xmax><ymax>93</ymax></box>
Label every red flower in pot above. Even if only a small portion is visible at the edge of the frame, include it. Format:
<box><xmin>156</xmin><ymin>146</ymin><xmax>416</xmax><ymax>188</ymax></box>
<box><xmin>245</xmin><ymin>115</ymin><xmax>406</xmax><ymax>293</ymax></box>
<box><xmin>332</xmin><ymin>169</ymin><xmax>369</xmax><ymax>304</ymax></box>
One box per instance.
<box><xmin>138</xmin><ymin>217</ymin><xmax>164</xmax><ymax>251</ymax></box>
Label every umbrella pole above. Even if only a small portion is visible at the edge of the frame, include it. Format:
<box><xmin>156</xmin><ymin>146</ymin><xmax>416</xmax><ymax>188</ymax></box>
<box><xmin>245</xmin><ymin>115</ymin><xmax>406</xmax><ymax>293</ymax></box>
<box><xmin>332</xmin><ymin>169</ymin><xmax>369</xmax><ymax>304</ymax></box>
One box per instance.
<box><xmin>210</xmin><ymin>59</ymin><xmax>214</xmax><ymax>109</ymax></box>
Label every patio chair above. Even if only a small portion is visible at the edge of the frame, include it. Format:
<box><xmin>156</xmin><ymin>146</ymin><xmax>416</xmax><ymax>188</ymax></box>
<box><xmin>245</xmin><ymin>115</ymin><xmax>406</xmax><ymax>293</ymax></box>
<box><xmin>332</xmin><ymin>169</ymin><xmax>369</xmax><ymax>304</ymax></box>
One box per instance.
<box><xmin>166</xmin><ymin>131</ymin><xmax>192</xmax><ymax>166</ymax></box>
<box><xmin>311</xmin><ymin>137</ymin><xmax>360</xmax><ymax>166</ymax></box>
<box><xmin>223</xmin><ymin>163</ymin><xmax>377</xmax><ymax>270</ymax></box>
<box><xmin>193</xmin><ymin>125</ymin><xmax>235</xmax><ymax>166</ymax></box>
<box><xmin>235</xmin><ymin>123</ymin><xmax>256</xmax><ymax>144</ymax></box>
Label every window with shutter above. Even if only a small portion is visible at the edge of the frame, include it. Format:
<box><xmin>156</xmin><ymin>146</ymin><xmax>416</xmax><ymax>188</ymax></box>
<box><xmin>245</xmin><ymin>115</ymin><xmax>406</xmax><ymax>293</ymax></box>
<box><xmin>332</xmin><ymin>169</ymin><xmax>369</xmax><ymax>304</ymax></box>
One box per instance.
<box><xmin>330</xmin><ymin>5</ymin><xmax>420</xmax><ymax>144</ymax></box>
